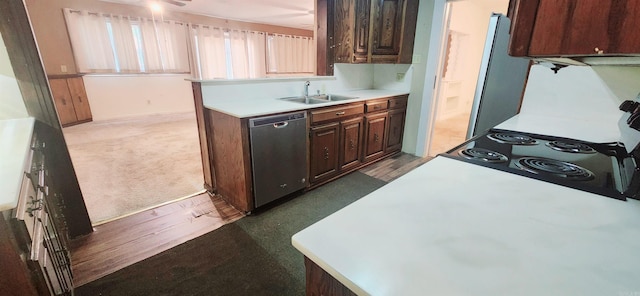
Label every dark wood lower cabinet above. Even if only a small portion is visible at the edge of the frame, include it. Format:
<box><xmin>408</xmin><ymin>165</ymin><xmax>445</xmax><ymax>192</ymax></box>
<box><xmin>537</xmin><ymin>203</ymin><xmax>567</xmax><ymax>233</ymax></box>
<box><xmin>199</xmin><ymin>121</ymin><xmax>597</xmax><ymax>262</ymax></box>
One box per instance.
<box><xmin>193</xmin><ymin>87</ymin><xmax>409</xmax><ymax>211</ymax></box>
<box><xmin>363</xmin><ymin>112</ymin><xmax>387</xmax><ymax>162</ymax></box>
<box><xmin>310</xmin><ymin>123</ymin><xmax>341</xmax><ymax>183</ymax></box>
<box><xmin>339</xmin><ymin>117</ymin><xmax>363</xmax><ymax>171</ymax></box>
<box><xmin>305</xmin><ymin>256</ymin><xmax>357</xmax><ymax>296</ymax></box>
<box><xmin>386</xmin><ymin>108</ymin><xmax>406</xmax><ymax>152</ymax></box>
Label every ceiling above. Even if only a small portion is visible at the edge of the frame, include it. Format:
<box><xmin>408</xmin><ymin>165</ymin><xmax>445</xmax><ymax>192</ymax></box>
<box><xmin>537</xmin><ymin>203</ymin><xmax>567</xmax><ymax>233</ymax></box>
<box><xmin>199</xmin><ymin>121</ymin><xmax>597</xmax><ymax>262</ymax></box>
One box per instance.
<box><xmin>101</xmin><ymin>0</ymin><xmax>315</xmax><ymax>30</ymax></box>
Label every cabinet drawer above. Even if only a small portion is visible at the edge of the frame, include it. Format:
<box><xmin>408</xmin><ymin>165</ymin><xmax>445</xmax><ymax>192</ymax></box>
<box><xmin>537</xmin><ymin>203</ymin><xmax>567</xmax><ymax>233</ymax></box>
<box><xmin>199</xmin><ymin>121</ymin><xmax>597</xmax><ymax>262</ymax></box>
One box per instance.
<box><xmin>310</xmin><ymin>104</ymin><xmax>364</xmax><ymax>124</ymax></box>
<box><xmin>365</xmin><ymin>100</ymin><xmax>388</xmax><ymax>113</ymax></box>
<box><xmin>389</xmin><ymin>95</ymin><xmax>408</xmax><ymax>109</ymax></box>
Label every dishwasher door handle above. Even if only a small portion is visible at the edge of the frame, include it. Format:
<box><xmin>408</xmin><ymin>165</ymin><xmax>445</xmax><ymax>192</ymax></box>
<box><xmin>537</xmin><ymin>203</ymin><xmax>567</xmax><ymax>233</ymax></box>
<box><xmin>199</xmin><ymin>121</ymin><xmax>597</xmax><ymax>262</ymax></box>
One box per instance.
<box><xmin>273</xmin><ymin>121</ymin><xmax>289</xmax><ymax>128</ymax></box>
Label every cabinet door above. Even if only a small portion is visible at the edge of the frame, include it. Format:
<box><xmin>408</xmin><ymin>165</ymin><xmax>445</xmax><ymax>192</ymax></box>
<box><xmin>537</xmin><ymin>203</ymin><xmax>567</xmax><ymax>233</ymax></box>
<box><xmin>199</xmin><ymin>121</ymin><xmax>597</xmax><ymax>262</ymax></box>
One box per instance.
<box><xmin>522</xmin><ymin>0</ymin><xmax>640</xmax><ymax>56</ymax></box>
<box><xmin>310</xmin><ymin>123</ymin><xmax>340</xmax><ymax>183</ymax></box>
<box><xmin>363</xmin><ymin>113</ymin><xmax>387</xmax><ymax>162</ymax></box>
<box><xmin>339</xmin><ymin>117</ymin><xmax>363</xmax><ymax>171</ymax></box>
<box><xmin>48</xmin><ymin>79</ymin><xmax>77</xmax><ymax>126</ymax></box>
<box><xmin>385</xmin><ymin>109</ymin><xmax>405</xmax><ymax>153</ymax></box>
<box><xmin>333</xmin><ymin>0</ymin><xmax>355</xmax><ymax>64</ymax></box>
<box><xmin>353</xmin><ymin>0</ymin><xmax>371</xmax><ymax>63</ymax></box>
<box><xmin>66</xmin><ymin>77</ymin><xmax>92</xmax><ymax>122</ymax></box>
<box><xmin>371</xmin><ymin>0</ymin><xmax>404</xmax><ymax>57</ymax></box>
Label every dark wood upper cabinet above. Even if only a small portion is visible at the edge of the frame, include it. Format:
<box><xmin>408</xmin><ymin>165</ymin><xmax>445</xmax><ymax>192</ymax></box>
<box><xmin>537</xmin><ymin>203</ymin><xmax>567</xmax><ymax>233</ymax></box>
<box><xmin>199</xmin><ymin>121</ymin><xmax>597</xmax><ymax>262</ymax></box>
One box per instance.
<box><xmin>370</xmin><ymin>0</ymin><xmax>404</xmax><ymax>59</ymax></box>
<box><xmin>318</xmin><ymin>0</ymin><xmax>419</xmax><ymax>75</ymax></box>
<box><xmin>508</xmin><ymin>0</ymin><xmax>640</xmax><ymax>58</ymax></box>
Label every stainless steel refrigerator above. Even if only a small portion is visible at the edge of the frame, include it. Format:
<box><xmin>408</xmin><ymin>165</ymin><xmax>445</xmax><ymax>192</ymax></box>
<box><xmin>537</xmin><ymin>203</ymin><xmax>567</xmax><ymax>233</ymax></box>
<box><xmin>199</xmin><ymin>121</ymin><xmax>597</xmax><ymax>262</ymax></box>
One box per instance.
<box><xmin>466</xmin><ymin>13</ymin><xmax>531</xmax><ymax>138</ymax></box>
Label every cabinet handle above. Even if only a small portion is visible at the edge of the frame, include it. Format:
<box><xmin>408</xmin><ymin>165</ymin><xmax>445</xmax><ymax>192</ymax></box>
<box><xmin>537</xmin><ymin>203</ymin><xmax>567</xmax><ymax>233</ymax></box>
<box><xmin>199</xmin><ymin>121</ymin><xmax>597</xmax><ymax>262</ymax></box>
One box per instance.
<box><xmin>62</xmin><ymin>98</ymin><xmax>67</xmax><ymax>105</ymax></box>
<box><xmin>349</xmin><ymin>139</ymin><xmax>355</xmax><ymax>150</ymax></box>
<box><xmin>374</xmin><ymin>133</ymin><xmax>379</xmax><ymax>142</ymax></box>
<box><xmin>336</xmin><ymin>111</ymin><xmax>346</xmax><ymax>116</ymax></box>
<box><xmin>594</xmin><ymin>47</ymin><xmax>604</xmax><ymax>54</ymax></box>
<box><xmin>78</xmin><ymin>96</ymin><xmax>82</xmax><ymax>103</ymax></box>
<box><xmin>323</xmin><ymin>147</ymin><xmax>330</xmax><ymax>160</ymax></box>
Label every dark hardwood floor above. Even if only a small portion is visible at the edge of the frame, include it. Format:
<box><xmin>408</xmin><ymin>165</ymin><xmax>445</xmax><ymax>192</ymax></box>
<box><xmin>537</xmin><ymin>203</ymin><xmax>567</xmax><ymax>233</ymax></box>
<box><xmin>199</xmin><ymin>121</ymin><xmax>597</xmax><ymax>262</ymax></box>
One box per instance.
<box><xmin>70</xmin><ymin>193</ymin><xmax>244</xmax><ymax>286</ymax></box>
<box><xmin>70</xmin><ymin>152</ymin><xmax>431</xmax><ymax>287</ymax></box>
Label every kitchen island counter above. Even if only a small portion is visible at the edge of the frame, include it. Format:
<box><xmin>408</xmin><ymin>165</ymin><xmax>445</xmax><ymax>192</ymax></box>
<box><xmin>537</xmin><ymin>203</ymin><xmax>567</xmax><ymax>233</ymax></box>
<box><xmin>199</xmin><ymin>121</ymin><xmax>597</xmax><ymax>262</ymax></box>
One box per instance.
<box><xmin>202</xmin><ymin>89</ymin><xmax>409</xmax><ymax>118</ymax></box>
<box><xmin>292</xmin><ymin>156</ymin><xmax>640</xmax><ymax>295</ymax></box>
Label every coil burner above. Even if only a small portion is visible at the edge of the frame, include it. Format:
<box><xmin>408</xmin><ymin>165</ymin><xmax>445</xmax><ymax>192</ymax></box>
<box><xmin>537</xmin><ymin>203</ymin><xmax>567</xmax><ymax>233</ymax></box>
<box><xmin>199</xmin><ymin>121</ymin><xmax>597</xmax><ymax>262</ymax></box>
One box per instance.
<box><xmin>487</xmin><ymin>132</ymin><xmax>538</xmax><ymax>145</ymax></box>
<box><xmin>546</xmin><ymin>141</ymin><xmax>596</xmax><ymax>154</ymax></box>
<box><xmin>516</xmin><ymin>157</ymin><xmax>595</xmax><ymax>181</ymax></box>
<box><xmin>459</xmin><ymin>148</ymin><xmax>508</xmax><ymax>163</ymax></box>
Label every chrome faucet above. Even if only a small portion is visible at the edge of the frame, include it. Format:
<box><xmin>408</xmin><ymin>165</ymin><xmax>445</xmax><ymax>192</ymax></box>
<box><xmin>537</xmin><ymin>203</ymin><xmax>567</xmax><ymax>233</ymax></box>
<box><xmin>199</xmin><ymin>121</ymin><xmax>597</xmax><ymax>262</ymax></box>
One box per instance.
<box><xmin>304</xmin><ymin>81</ymin><xmax>310</xmax><ymax>98</ymax></box>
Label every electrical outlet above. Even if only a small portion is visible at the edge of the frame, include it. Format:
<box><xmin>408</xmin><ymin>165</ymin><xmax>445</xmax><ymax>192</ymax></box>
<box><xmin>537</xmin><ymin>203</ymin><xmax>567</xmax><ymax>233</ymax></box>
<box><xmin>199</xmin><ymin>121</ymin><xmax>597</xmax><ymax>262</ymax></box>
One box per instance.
<box><xmin>396</xmin><ymin>73</ymin><xmax>405</xmax><ymax>81</ymax></box>
<box><xmin>413</xmin><ymin>54</ymin><xmax>422</xmax><ymax>64</ymax></box>
<box><xmin>61</xmin><ymin>65</ymin><xmax>68</xmax><ymax>73</ymax></box>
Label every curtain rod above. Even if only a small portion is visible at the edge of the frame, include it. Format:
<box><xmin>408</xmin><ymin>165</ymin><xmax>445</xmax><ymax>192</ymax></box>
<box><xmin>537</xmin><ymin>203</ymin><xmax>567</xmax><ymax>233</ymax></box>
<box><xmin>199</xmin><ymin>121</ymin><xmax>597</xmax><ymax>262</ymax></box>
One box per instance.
<box><xmin>65</xmin><ymin>8</ymin><xmax>186</xmax><ymax>25</ymax></box>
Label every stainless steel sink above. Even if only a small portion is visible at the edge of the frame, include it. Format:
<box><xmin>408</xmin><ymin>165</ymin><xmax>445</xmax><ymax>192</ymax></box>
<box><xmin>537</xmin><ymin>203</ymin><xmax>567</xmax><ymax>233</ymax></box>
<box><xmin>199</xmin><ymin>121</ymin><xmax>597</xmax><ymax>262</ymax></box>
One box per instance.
<box><xmin>280</xmin><ymin>96</ymin><xmax>328</xmax><ymax>104</ymax></box>
<box><xmin>279</xmin><ymin>94</ymin><xmax>359</xmax><ymax>104</ymax></box>
<box><xmin>325</xmin><ymin>94</ymin><xmax>359</xmax><ymax>101</ymax></box>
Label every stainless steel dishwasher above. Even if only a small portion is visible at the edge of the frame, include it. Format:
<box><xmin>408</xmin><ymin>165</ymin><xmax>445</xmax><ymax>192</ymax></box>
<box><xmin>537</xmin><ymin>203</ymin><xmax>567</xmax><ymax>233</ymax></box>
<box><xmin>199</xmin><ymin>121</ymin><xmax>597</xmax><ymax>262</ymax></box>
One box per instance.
<box><xmin>249</xmin><ymin>111</ymin><xmax>308</xmax><ymax>208</ymax></box>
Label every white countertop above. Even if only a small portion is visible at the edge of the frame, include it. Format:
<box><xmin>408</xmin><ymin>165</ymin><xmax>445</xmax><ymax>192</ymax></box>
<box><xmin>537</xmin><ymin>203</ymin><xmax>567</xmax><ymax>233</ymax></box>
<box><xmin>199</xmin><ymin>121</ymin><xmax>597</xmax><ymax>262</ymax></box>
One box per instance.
<box><xmin>0</xmin><ymin>117</ymin><xmax>35</xmax><ymax>211</ymax></box>
<box><xmin>292</xmin><ymin>157</ymin><xmax>640</xmax><ymax>295</ymax></box>
<box><xmin>203</xmin><ymin>89</ymin><xmax>409</xmax><ymax>118</ymax></box>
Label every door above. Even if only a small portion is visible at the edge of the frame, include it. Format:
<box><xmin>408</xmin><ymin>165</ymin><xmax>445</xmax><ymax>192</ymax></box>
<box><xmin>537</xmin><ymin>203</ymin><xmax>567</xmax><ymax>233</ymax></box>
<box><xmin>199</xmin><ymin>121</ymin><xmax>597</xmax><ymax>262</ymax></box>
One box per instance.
<box><xmin>339</xmin><ymin>117</ymin><xmax>363</xmax><ymax>171</ymax></box>
<box><xmin>426</xmin><ymin>0</ymin><xmax>509</xmax><ymax>156</ymax></box>
<box><xmin>66</xmin><ymin>77</ymin><xmax>92</xmax><ymax>122</ymax></box>
<box><xmin>386</xmin><ymin>109</ymin><xmax>405</xmax><ymax>153</ymax></box>
<box><xmin>363</xmin><ymin>113</ymin><xmax>387</xmax><ymax>162</ymax></box>
<box><xmin>310</xmin><ymin>122</ymin><xmax>340</xmax><ymax>183</ymax></box>
<box><xmin>48</xmin><ymin>79</ymin><xmax>77</xmax><ymax>125</ymax></box>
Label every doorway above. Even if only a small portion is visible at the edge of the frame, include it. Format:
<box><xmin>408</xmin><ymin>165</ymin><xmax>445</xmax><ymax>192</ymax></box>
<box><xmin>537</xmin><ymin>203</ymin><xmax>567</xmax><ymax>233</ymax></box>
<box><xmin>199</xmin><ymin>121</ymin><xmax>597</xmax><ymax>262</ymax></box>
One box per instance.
<box><xmin>426</xmin><ymin>0</ymin><xmax>509</xmax><ymax>156</ymax></box>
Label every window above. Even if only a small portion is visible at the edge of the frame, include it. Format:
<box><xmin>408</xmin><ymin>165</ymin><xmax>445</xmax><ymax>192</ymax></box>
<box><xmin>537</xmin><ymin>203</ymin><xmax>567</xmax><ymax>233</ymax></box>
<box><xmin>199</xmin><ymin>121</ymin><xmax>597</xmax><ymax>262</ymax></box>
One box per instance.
<box><xmin>64</xmin><ymin>9</ymin><xmax>314</xmax><ymax>79</ymax></box>
<box><xmin>63</xmin><ymin>9</ymin><xmax>189</xmax><ymax>74</ymax></box>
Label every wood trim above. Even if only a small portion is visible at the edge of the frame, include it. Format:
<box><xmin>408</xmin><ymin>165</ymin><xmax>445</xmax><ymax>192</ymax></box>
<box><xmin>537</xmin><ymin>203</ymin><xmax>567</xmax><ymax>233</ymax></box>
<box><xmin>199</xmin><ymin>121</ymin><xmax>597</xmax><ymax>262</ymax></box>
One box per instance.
<box><xmin>191</xmin><ymin>82</ymin><xmax>214</xmax><ymax>191</ymax></box>
<box><xmin>304</xmin><ymin>256</ymin><xmax>357</xmax><ymax>296</ymax></box>
<box><xmin>0</xmin><ymin>0</ymin><xmax>59</xmax><ymax>128</ymax></box>
<box><xmin>507</xmin><ymin>0</ymin><xmax>540</xmax><ymax>56</ymax></box>
<box><xmin>317</xmin><ymin>0</ymin><xmax>330</xmax><ymax>76</ymax></box>
<box><xmin>47</xmin><ymin>74</ymin><xmax>84</xmax><ymax>79</ymax></box>
<box><xmin>209</xmin><ymin>110</ymin><xmax>253</xmax><ymax>212</ymax></box>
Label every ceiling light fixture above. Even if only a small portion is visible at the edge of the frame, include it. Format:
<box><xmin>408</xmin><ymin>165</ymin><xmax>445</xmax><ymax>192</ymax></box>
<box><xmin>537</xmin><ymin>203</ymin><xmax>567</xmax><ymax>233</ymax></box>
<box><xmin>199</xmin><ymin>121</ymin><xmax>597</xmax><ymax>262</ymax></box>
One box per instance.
<box><xmin>150</xmin><ymin>1</ymin><xmax>163</xmax><ymax>13</ymax></box>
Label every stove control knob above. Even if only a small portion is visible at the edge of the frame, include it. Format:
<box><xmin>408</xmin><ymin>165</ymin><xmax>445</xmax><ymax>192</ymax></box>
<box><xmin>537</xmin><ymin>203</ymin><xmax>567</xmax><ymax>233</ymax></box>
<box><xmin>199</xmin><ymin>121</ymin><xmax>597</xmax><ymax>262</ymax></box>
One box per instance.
<box><xmin>619</xmin><ymin>100</ymin><xmax>639</xmax><ymax>113</ymax></box>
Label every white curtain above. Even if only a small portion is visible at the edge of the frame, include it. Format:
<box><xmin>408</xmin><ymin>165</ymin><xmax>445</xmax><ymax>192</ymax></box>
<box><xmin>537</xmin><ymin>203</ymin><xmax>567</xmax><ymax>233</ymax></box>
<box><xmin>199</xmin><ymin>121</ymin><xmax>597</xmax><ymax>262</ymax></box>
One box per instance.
<box><xmin>107</xmin><ymin>15</ymin><xmax>140</xmax><ymax>73</ymax></box>
<box><xmin>190</xmin><ymin>25</ymin><xmax>227</xmax><ymax>79</ymax></box>
<box><xmin>268</xmin><ymin>34</ymin><xmax>314</xmax><ymax>74</ymax></box>
<box><xmin>229</xmin><ymin>30</ymin><xmax>249</xmax><ymax>79</ymax></box>
<box><xmin>227</xmin><ymin>30</ymin><xmax>266</xmax><ymax>79</ymax></box>
<box><xmin>64</xmin><ymin>8</ymin><xmax>189</xmax><ymax>74</ymax></box>
<box><xmin>63</xmin><ymin>9</ymin><xmax>116</xmax><ymax>72</ymax></box>
<box><xmin>139</xmin><ymin>19</ymin><xmax>190</xmax><ymax>72</ymax></box>
<box><xmin>246</xmin><ymin>31</ymin><xmax>266</xmax><ymax>78</ymax></box>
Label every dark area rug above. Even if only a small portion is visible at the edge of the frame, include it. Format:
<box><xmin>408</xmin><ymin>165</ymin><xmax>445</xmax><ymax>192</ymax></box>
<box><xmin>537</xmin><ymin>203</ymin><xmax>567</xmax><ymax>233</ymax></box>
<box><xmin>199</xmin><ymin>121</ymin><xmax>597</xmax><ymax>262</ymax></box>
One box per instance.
<box><xmin>76</xmin><ymin>171</ymin><xmax>386</xmax><ymax>296</ymax></box>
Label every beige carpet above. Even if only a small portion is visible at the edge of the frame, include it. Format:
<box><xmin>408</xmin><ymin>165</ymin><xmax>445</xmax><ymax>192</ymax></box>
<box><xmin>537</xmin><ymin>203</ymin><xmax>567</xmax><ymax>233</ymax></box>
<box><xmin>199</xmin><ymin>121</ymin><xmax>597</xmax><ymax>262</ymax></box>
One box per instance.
<box><xmin>63</xmin><ymin>112</ymin><xmax>204</xmax><ymax>224</ymax></box>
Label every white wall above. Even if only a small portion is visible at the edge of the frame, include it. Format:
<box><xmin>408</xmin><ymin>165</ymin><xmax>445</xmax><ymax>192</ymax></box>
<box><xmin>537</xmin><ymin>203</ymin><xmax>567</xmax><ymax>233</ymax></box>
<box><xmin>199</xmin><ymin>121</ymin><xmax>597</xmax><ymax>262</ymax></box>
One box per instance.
<box><xmin>83</xmin><ymin>74</ymin><xmax>194</xmax><ymax>121</ymax></box>
<box><xmin>0</xmin><ymin>31</ymin><xmax>29</xmax><ymax>120</ymax></box>
<box><xmin>521</xmin><ymin>65</ymin><xmax>623</xmax><ymax>123</ymax></box>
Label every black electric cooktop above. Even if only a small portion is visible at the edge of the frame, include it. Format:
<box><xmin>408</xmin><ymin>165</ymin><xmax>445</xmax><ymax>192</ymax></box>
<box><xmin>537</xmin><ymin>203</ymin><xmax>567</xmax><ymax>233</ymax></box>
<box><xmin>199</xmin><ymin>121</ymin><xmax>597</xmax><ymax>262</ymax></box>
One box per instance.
<box><xmin>440</xmin><ymin>129</ymin><xmax>638</xmax><ymax>201</ymax></box>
